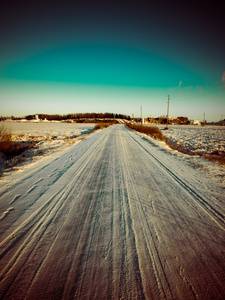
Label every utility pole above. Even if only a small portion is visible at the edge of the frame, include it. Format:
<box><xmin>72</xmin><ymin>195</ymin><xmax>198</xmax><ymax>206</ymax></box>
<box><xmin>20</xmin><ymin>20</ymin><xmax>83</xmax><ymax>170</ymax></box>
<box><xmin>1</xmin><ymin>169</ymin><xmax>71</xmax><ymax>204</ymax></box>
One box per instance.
<box><xmin>141</xmin><ymin>106</ymin><xmax>143</xmax><ymax>124</ymax></box>
<box><xmin>202</xmin><ymin>112</ymin><xmax>206</xmax><ymax>126</ymax></box>
<box><xmin>165</xmin><ymin>95</ymin><xmax>170</xmax><ymax>129</ymax></box>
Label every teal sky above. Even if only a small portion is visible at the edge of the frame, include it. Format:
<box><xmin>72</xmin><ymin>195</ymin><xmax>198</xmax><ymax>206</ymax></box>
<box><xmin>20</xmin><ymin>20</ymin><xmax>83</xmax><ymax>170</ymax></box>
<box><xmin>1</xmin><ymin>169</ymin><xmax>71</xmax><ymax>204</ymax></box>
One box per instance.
<box><xmin>0</xmin><ymin>0</ymin><xmax>224</xmax><ymax>121</ymax></box>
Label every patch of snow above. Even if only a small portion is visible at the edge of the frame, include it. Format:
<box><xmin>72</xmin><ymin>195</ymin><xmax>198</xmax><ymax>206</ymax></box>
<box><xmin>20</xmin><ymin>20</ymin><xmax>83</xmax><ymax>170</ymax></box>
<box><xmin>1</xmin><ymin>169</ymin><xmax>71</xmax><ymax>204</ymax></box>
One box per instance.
<box><xmin>0</xmin><ymin>121</ymin><xmax>95</xmax><ymax>174</ymax></box>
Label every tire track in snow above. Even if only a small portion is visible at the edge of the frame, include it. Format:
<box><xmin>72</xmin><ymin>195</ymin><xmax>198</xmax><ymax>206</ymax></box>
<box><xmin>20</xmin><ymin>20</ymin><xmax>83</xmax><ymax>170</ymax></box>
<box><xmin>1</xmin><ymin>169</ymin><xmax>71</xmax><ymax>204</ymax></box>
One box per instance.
<box><xmin>0</xmin><ymin>208</ymin><xmax>14</xmax><ymax>222</ymax></box>
<box><xmin>9</xmin><ymin>194</ymin><xmax>21</xmax><ymax>205</ymax></box>
<box><xmin>0</xmin><ymin>129</ymin><xmax>112</xmax><ymax>299</ymax></box>
<box><xmin>0</xmin><ymin>184</ymin><xmax>74</xmax><ymax>299</ymax></box>
<box><xmin>61</xmin><ymin>135</ymin><xmax>113</xmax><ymax>300</ymax></box>
<box><xmin>119</xmin><ymin>128</ymin><xmax>173</xmax><ymax>300</ymax></box>
<box><xmin>0</xmin><ymin>131</ymin><xmax>107</xmax><ymax>261</ymax></box>
<box><xmin>0</xmin><ymin>125</ymin><xmax>225</xmax><ymax>299</ymax></box>
<box><xmin>116</xmin><ymin>133</ymin><xmax>145</xmax><ymax>299</ymax></box>
<box><xmin>125</xmin><ymin>127</ymin><xmax>225</xmax><ymax>230</ymax></box>
<box><xmin>0</xmin><ymin>131</ymin><xmax>105</xmax><ymax>241</ymax></box>
<box><xmin>122</xmin><ymin>125</ymin><xmax>225</xmax><ymax>299</ymax></box>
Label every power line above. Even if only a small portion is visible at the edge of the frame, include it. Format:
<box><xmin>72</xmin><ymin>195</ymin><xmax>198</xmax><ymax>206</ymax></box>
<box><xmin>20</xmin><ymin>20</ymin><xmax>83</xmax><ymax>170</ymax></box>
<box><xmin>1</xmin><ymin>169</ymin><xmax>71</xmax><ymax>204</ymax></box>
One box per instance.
<box><xmin>165</xmin><ymin>95</ymin><xmax>170</xmax><ymax>129</ymax></box>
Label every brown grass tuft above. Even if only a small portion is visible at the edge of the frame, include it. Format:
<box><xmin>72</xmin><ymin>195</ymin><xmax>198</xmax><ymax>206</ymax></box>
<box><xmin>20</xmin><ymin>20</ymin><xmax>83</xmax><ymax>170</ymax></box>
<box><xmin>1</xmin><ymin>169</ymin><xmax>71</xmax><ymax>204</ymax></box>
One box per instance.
<box><xmin>94</xmin><ymin>123</ymin><xmax>113</xmax><ymax>130</ymax></box>
<box><xmin>0</xmin><ymin>125</ymin><xmax>35</xmax><ymax>159</ymax></box>
<box><xmin>0</xmin><ymin>126</ymin><xmax>14</xmax><ymax>155</ymax></box>
<box><xmin>126</xmin><ymin>123</ymin><xmax>165</xmax><ymax>141</ymax></box>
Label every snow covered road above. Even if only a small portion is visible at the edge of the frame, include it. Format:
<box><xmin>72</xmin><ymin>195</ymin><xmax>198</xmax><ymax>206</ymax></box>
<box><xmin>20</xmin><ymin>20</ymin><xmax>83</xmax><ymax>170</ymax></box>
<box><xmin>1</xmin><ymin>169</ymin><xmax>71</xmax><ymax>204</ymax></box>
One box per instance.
<box><xmin>0</xmin><ymin>124</ymin><xmax>225</xmax><ymax>299</ymax></box>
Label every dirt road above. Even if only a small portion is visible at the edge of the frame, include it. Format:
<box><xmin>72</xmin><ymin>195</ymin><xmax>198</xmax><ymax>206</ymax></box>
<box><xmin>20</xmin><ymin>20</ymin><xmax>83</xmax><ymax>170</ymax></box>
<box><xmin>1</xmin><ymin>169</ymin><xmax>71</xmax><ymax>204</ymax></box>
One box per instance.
<box><xmin>0</xmin><ymin>124</ymin><xmax>225</xmax><ymax>299</ymax></box>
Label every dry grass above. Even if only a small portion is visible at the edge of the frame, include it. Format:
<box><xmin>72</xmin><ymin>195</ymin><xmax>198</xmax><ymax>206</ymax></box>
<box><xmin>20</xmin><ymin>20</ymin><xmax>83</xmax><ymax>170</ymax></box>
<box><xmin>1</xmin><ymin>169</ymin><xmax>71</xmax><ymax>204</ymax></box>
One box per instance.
<box><xmin>203</xmin><ymin>152</ymin><xmax>225</xmax><ymax>165</ymax></box>
<box><xmin>94</xmin><ymin>123</ymin><xmax>113</xmax><ymax>130</ymax></box>
<box><xmin>0</xmin><ymin>126</ymin><xmax>14</xmax><ymax>156</ymax></box>
<box><xmin>126</xmin><ymin>123</ymin><xmax>165</xmax><ymax>141</ymax></box>
<box><xmin>0</xmin><ymin>125</ymin><xmax>35</xmax><ymax>159</ymax></box>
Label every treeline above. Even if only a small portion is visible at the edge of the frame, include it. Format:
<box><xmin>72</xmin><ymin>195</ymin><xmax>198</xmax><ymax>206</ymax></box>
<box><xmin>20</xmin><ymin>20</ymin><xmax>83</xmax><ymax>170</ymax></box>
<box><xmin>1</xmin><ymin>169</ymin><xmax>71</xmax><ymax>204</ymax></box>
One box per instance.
<box><xmin>25</xmin><ymin>113</ymin><xmax>131</xmax><ymax>121</ymax></box>
<box><xmin>0</xmin><ymin>116</ymin><xmax>22</xmax><ymax>121</ymax></box>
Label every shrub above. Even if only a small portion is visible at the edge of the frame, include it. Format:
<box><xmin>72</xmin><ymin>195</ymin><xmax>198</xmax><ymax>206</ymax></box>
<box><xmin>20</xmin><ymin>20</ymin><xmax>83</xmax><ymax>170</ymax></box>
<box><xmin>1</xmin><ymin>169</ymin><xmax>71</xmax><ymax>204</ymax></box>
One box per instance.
<box><xmin>94</xmin><ymin>123</ymin><xmax>112</xmax><ymax>130</ymax></box>
<box><xmin>0</xmin><ymin>126</ymin><xmax>14</xmax><ymax>155</ymax></box>
<box><xmin>126</xmin><ymin>123</ymin><xmax>165</xmax><ymax>141</ymax></box>
<box><xmin>0</xmin><ymin>125</ymin><xmax>33</xmax><ymax>159</ymax></box>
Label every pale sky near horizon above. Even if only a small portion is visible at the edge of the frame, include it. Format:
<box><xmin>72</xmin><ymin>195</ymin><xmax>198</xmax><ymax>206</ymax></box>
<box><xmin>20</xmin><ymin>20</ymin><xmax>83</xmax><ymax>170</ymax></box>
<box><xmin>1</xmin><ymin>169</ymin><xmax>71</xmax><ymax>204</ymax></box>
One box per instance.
<box><xmin>0</xmin><ymin>0</ymin><xmax>225</xmax><ymax>121</ymax></box>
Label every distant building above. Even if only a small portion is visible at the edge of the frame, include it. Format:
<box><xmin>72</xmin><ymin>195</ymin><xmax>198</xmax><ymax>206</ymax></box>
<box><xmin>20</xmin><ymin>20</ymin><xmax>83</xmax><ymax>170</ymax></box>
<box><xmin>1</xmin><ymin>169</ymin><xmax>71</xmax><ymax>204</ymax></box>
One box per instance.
<box><xmin>190</xmin><ymin>120</ymin><xmax>201</xmax><ymax>125</ymax></box>
<box><xmin>35</xmin><ymin>114</ymin><xmax>39</xmax><ymax>120</ymax></box>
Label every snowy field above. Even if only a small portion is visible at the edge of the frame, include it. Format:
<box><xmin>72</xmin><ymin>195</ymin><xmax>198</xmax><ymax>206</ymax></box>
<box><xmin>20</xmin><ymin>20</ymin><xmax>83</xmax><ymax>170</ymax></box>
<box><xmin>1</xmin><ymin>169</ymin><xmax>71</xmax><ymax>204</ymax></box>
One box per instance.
<box><xmin>2</xmin><ymin>120</ymin><xmax>94</xmax><ymax>141</ymax></box>
<box><xmin>0</xmin><ymin>121</ymin><xmax>95</xmax><ymax>172</ymax></box>
<box><xmin>157</xmin><ymin>124</ymin><xmax>225</xmax><ymax>156</ymax></box>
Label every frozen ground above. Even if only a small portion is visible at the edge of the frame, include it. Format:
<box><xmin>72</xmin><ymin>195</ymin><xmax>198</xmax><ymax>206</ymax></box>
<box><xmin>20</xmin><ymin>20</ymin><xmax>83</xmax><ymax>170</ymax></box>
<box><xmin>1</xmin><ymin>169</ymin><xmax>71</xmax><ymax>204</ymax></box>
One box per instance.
<box><xmin>0</xmin><ymin>124</ymin><xmax>225</xmax><ymax>299</ymax></box>
<box><xmin>0</xmin><ymin>121</ymin><xmax>95</xmax><ymax>174</ymax></box>
<box><xmin>157</xmin><ymin>124</ymin><xmax>225</xmax><ymax>157</ymax></box>
<box><xmin>1</xmin><ymin>120</ymin><xmax>94</xmax><ymax>142</ymax></box>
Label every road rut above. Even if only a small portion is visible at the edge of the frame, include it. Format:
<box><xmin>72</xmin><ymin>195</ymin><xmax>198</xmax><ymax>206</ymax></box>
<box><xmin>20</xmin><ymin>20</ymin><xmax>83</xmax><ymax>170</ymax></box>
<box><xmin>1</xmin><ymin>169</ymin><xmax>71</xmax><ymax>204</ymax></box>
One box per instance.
<box><xmin>0</xmin><ymin>124</ymin><xmax>225</xmax><ymax>299</ymax></box>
